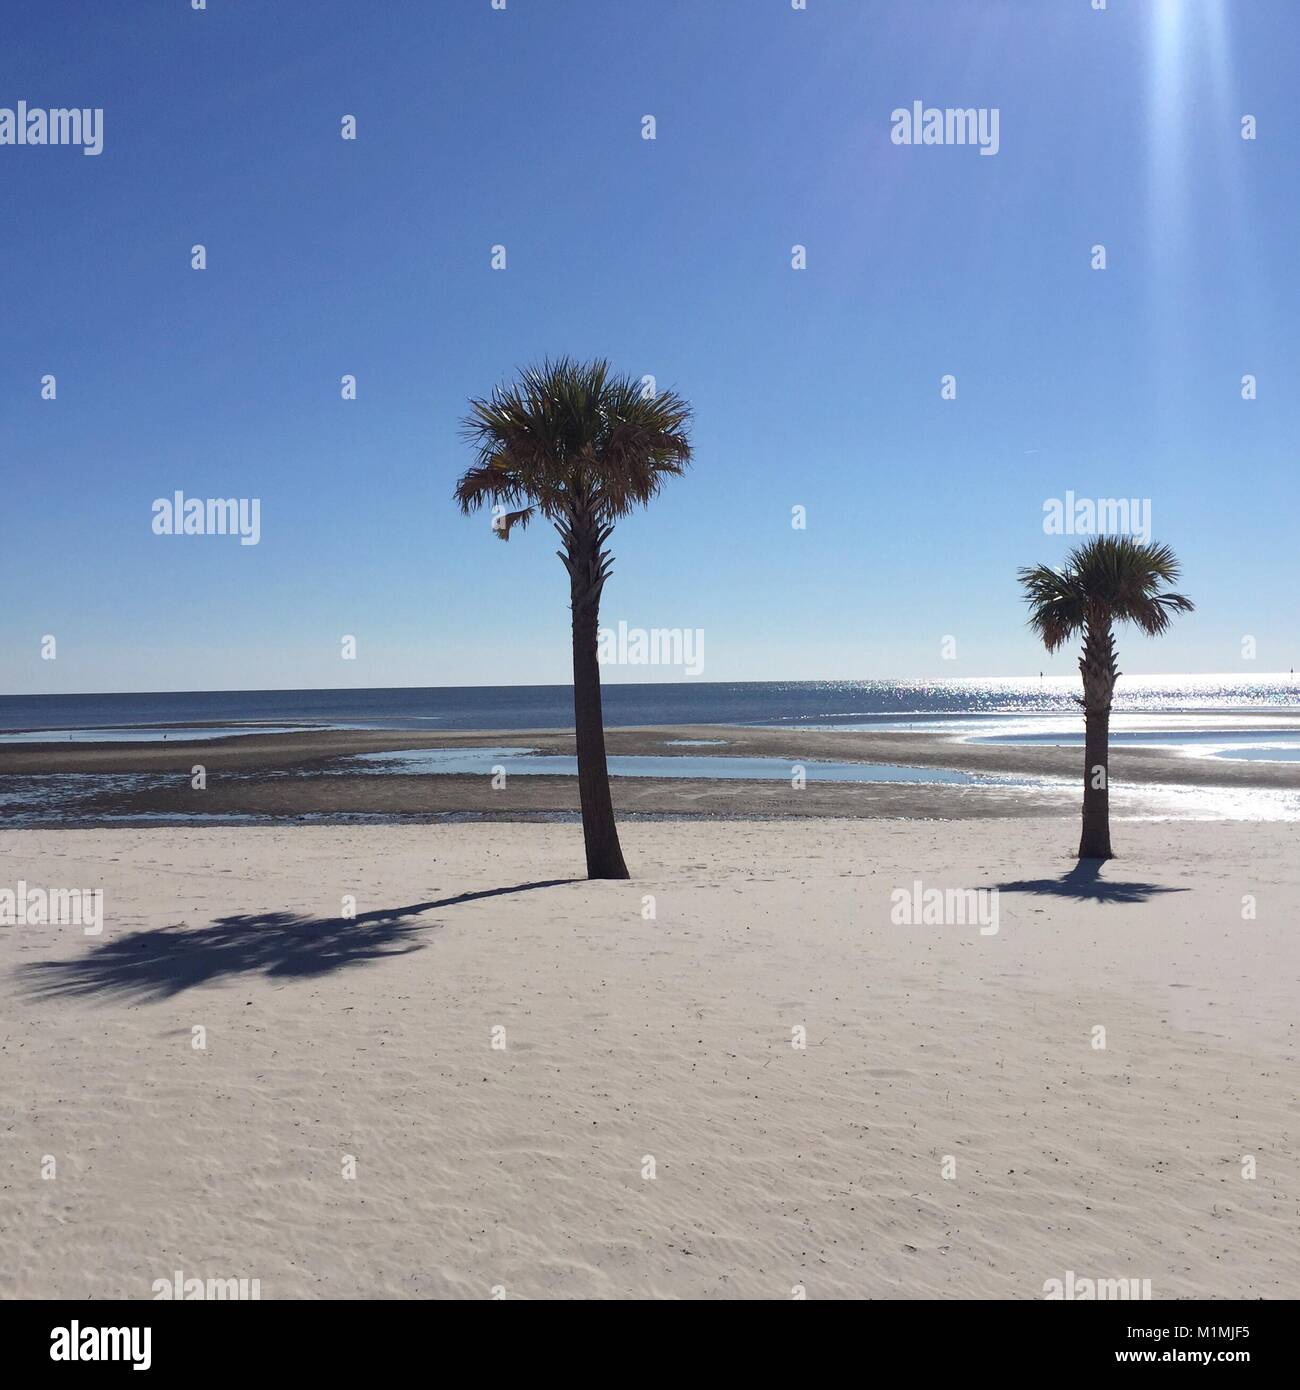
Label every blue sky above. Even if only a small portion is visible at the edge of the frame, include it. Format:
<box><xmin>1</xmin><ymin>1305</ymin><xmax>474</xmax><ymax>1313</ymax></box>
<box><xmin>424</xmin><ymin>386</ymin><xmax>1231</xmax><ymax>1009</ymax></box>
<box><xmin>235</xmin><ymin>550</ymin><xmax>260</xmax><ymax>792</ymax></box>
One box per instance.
<box><xmin>3</xmin><ymin>0</ymin><xmax>1296</xmax><ymax>694</ymax></box>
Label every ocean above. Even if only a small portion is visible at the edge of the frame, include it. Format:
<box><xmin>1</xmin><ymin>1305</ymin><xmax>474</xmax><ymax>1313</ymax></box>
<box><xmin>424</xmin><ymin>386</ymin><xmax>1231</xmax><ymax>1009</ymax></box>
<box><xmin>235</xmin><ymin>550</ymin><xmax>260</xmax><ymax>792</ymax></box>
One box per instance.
<box><xmin>3</xmin><ymin>674</ymin><xmax>1299</xmax><ymax>739</ymax></box>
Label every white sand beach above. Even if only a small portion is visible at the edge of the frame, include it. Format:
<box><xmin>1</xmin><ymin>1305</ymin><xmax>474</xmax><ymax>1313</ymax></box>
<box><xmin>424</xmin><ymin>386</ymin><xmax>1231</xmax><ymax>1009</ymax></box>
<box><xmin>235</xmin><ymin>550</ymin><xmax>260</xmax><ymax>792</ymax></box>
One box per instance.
<box><xmin>2</xmin><ymin>818</ymin><xmax>1297</xmax><ymax>1300</ymax></box>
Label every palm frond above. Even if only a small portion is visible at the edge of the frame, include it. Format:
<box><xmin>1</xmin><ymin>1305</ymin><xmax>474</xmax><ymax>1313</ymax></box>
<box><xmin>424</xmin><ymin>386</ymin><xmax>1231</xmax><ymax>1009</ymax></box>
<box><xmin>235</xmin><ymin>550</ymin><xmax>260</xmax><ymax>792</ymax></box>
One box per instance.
<box><xmin>1019</xmin><ymin>536</ymin><xmax>1194</xmax><ymax>651</ymax></box>
<box><xmin>492</xmin><ymin>506</ymin><xmax>535</xmax><ymax>541</ymax></box>
<box><xmin>455</xmin><ymin>357</ymin><xmax>693</xmax><ymax>535</ymax></box>
<box><xmin>1017</xmin><ymin>562</ymin><xmax>1086</xmax><ymax>652</ymax></box>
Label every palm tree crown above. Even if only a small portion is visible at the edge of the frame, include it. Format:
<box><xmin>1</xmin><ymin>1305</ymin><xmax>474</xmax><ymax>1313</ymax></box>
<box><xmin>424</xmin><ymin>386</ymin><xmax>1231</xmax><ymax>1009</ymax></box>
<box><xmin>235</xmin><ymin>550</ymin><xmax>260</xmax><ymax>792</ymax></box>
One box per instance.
<box><xmin>455</xmin><ymin>357</ymin><xmax>692</xmax><ymax>552</ymax></box>
<box><xmin>1018</xmin><ymin>537</ymin><xmax>1194</xmax><ymax>653</ymax></box>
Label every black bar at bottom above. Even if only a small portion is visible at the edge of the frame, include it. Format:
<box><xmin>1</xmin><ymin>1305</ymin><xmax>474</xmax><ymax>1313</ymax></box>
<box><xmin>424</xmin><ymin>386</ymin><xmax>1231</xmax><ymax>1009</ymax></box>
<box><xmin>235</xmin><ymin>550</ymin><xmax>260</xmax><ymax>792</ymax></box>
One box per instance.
<box><xmin>0</xmin><ymin>1297</ymin><xmax>1283</xmax><ymax>1374</ymax></box>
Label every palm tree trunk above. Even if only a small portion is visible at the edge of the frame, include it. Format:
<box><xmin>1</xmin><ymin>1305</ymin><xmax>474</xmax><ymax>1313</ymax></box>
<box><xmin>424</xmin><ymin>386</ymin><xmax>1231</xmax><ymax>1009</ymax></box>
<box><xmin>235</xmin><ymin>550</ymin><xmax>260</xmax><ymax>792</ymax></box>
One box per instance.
<box><xmin>566</xmin><ymin>529</ymin><xmax>629</xmax><ymax>881</ymax></box>
<box><xmin>1079</xmin><ymin>704</ymin><xmax>1112</xmax><ymax>859</ymax></box>
<box><xmin>1078</xmin><ymin>619</ymin><xmax>1117</xmax><ymax>860</ymax></box>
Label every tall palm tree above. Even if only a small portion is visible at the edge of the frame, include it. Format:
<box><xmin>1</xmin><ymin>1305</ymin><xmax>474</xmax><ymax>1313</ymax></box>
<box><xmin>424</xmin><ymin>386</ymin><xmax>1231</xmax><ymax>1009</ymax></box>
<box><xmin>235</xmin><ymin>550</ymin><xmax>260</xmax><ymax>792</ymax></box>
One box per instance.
<box><xmin>455</xmin><ymin>358</ymin><xmax>692</xmax><ymax>880</ymax></box>
<box><xmin>1018</xmin><ymin>537</ymin><xmax>1193</xmax><ymax>860</ymax></box>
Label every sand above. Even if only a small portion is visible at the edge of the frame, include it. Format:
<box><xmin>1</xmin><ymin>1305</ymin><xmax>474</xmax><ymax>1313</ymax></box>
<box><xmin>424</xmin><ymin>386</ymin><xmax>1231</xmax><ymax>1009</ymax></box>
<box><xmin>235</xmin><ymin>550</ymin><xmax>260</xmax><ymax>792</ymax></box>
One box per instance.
<box><xmin>2</xmin><ymin>818</ymin><xmax>1297</xmax><ymax>1300</ymax></box>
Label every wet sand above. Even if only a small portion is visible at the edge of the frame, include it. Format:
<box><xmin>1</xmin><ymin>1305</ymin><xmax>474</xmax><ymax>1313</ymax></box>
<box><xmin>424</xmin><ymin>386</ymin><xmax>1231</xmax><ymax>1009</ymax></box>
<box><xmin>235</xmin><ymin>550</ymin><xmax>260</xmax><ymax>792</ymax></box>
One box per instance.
<box><xmin>3</xmin><ymin>722</ymin><xmax>1297</xmax><ymax>824</ymax></box>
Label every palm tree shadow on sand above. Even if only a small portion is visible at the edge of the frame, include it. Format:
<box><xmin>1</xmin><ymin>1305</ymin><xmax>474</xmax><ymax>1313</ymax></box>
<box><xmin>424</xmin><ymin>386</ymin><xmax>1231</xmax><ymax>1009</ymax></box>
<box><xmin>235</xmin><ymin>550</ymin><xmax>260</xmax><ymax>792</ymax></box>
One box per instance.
<box><xmin>992</xmin><ymin>860</ymin><xmax>1190</xmax><ymax>906</ymax></box>
<box><xmin>17</xmin><ymin>879</ymin><xmax>576</xmax><ymax>1004</ymax></box>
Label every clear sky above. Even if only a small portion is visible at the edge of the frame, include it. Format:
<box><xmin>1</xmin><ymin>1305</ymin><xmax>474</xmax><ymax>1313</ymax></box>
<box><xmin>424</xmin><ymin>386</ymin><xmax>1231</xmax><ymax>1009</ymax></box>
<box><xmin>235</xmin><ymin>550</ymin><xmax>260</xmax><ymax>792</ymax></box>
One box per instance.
<box><xmin>3</xmin><ymin>0</ymin><xmax>1296</xmax><ymax>694</ymax></box>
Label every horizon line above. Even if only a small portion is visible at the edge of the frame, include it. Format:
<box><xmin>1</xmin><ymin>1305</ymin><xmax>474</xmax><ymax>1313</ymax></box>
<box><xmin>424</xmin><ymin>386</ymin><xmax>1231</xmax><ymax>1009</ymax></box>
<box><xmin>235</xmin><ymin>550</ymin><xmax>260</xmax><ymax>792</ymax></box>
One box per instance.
<box><xmin>3</xmin><ymin>672</ymin><xmax>1297</xmax><ymax>701</ymax></box>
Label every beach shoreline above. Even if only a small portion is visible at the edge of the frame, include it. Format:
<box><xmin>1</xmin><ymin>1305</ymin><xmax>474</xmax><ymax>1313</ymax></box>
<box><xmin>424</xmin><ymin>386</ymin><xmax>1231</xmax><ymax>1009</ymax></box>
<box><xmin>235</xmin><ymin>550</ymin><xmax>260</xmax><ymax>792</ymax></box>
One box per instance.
<box><xmin>4</xmin><ymin>721</ymin><xmax>1299</xmax><ymax>826</ymax></box>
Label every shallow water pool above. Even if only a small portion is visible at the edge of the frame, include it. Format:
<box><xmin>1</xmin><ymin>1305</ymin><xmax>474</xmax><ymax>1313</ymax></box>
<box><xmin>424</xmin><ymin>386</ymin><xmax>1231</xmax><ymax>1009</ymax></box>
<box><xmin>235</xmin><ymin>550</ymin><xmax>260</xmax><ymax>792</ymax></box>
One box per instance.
<box><xmin>0</xmin><ymin>724</ymin><xmax>313</xmax><ymax>745</ymax></box>
<box><xmin>971</xmin><ymin>727</ymin><xmax>1300</xmax><ymax>763</ymax></box>
<box><xmin>353</xmin><ymin>747</ymin><xmax>1033</xmax><ymax>785</ymax></box>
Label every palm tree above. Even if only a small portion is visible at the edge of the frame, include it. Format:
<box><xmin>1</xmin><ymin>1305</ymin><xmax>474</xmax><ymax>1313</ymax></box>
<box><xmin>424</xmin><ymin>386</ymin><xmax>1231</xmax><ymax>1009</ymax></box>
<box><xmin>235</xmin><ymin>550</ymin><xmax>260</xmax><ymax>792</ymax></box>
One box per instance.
<box><xmin>1018</xmin><ymin>537</ymin><xmax>1193</xmax><ymax>860</ymax></box>
<box><xmin>455</xmin><ymin>358</ymin><xmax>692</xmax><ymax>880</ymax></box>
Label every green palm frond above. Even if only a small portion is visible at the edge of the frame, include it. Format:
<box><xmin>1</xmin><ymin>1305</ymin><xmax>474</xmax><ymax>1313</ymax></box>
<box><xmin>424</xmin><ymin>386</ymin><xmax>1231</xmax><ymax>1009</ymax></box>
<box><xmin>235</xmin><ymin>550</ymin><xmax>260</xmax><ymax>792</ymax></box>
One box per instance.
<box><xmin>1018</xmin><ymin>536</ymin><xmax>1194</xmax><ymax>650</ymax></box>
<box><xmin>454</xmin><ymin>357</ymin><xmax>692</xmax><ymax>538</ymax></box>
<box><xmin>1016</xmin><ymin>562</ymin><xmax>1087</xmax><ymax>652</ymax></box>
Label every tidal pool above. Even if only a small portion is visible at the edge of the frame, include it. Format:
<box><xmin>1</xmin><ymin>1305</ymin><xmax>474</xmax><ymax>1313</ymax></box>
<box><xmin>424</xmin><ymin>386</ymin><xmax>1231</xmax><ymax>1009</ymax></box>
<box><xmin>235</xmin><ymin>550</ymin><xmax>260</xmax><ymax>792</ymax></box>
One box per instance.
<box><xmin>353</xmin><ymin>747</ymin><xmax>1033</xmax><ymax>785</ymax></box>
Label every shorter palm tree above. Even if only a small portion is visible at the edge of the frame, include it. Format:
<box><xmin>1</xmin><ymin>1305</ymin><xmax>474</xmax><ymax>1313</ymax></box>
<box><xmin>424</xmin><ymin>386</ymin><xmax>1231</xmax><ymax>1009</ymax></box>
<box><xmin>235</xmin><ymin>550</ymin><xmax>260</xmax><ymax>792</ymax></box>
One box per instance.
<box><xmin>455</xmin><ymin>358</ymin><xmax>692</xmax><ymax>880</ymax></box>
<box><xmin>1018</xmin><ymin>537</ymin><xmax>1194</xmax><ymax>860</ymax></box>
